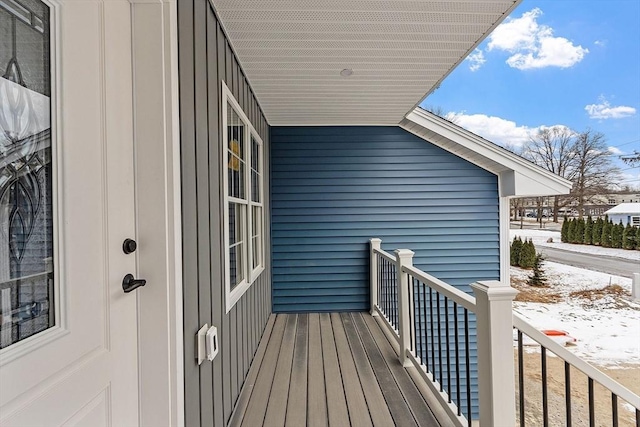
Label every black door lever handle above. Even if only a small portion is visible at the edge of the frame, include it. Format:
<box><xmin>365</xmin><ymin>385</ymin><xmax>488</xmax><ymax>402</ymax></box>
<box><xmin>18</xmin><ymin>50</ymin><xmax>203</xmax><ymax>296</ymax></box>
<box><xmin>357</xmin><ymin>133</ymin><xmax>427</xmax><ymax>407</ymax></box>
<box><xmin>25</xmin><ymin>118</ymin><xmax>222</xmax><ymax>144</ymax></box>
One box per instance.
<box><xmin>122</xmin><ymin>274</ymin><xmax>146</xmax><ymax>293</ymax></box>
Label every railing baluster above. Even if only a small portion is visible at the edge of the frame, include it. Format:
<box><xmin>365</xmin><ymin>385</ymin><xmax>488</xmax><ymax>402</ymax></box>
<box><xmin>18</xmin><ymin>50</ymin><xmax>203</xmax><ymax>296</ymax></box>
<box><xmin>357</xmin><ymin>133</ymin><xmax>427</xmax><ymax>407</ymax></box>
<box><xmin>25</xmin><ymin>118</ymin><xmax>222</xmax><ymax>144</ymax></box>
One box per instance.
<box><xmin>519</xmin><ymin>331</ymin><xmax>525</xmax><ymax>427</ymax></box>
<box><xmin>381</xmin><ymin>258</ymin><xmax>385</xmax><ymax>317</ymax></box>
<box><xmin>386</xmin><ymin>259</ymin><xmax>390</xmax><ymax>323</ymax></box>
<box><xmin>391</xmin><ymin>260</ymin><xmax>396</xmax><ymax>327</ymax></box>
<box><xmin>378</xmin><ymin>255</ymin><xmax>387</xmax><ymax>317</ymax></box>
<box><xmin>588</xmin><ymin>378</ymin><xmax>595</xmax><ymax>427</ymax></box>
<box><xmin>612</xmin><ymin>393</ymin><xmax>618</xmax><ymax>427</ymax></box>
<box><xmin>464</xmin><ymin>309</ymin><xmax>471</xmax><ymax>427</ymax></box>
<box><xmin>409</xmin><ymin>275</ymin><xmax>414</xmax><ymax>352</ymax></box>
<box><xmin>383</xmin><ymin>258</ymin><xmax>387</xmax><ymax>319</ymax></box>
<box><xmin>384</xmin><ymin>258</ymin><xmax>388</xmax><ymax>321</ymax></box>
<box><xmin>416</xmin><ymin>278</ymin><xmax>422</xmax><ymax>361</ymax></box>
<box><xmin>390</xmin><ymin>260</ymin><xmax>394</xmax><ymax>325</ymax></box>
<box><xmin>542</xmin><ymin>347</ymin><xmax>549</xmax><ymax>427</ymax></box>
<box><xmin>422</xmin><ymin>280</ymin><xmax>429</xmax><ymax>370</ymax></box>
<box><xmin>445</xmin><ymin>296</ymin><xmax>451</xmax><ymax>402</ymax></box>
<box><xmin>454</xmin><ymin>302</ymin><xmax>461</xmax><ymax>416</ymax></box>
<box><xmin>437</xmin><ymin>291</ymin><xmax>443</xmax><ymax>392</ymax></box>
<box><xmin>430</xmin><ymin>287</ymin><xmax>436</xmax><ymax>377</ymax></box>
<box><xmin>565</xmin><ymin>362</ymin><xmax>571</xmax><ymax>427</ymax></box>
<box><xmin>378</xmin><ymin>256</ymin><xmax>382</xmax><ymax>312</ymax></box>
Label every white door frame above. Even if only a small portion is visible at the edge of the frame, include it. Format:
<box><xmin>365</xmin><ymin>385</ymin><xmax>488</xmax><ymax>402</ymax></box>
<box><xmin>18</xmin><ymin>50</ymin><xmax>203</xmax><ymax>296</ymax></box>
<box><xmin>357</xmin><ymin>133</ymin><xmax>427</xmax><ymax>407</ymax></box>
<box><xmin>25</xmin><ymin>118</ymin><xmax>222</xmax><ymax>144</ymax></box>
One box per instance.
<box><xmin>129</xmin><ymin>0</ymin><xmax>184</xmax><ymax>425</ymax></box>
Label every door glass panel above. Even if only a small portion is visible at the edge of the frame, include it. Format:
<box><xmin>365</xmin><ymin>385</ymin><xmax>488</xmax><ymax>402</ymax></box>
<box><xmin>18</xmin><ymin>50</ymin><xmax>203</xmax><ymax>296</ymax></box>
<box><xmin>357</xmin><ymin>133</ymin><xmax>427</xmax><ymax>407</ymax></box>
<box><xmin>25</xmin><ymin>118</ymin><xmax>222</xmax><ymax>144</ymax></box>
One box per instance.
<box><xmin>0</xmin><ymin>0</ymin><xmax>53</xmax><ymax>349</ymax></box>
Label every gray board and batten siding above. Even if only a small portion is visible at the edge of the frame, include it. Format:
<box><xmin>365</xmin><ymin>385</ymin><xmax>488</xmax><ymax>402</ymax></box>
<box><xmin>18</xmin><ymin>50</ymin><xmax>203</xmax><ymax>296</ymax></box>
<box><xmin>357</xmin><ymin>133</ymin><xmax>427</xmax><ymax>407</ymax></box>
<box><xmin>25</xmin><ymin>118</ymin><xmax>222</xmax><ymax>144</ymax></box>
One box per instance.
<box><xmin>178</xmin><ymin>0</ymin><xmax>272</xmax><ymax>426</ymax></box>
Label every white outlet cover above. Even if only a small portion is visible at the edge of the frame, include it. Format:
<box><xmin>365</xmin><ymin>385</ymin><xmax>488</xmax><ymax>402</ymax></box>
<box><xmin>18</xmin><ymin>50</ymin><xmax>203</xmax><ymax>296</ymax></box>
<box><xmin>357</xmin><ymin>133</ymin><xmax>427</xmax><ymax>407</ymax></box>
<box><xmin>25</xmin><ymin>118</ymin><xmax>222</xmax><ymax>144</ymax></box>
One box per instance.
<box><xmin>196</xmin><ymin>324</ymin><xmax>208</xmax><ymax>365</ymax></box>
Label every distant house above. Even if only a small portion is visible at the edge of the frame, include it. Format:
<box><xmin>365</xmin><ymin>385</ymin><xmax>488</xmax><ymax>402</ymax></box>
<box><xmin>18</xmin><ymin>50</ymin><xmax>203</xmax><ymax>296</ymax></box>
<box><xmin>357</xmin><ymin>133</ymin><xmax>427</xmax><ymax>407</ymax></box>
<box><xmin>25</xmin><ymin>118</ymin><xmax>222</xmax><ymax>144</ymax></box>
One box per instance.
<box><xmin>605</xmin><ymin>203</ymin><xmax>640</xmax><ymax>226</ymax></box>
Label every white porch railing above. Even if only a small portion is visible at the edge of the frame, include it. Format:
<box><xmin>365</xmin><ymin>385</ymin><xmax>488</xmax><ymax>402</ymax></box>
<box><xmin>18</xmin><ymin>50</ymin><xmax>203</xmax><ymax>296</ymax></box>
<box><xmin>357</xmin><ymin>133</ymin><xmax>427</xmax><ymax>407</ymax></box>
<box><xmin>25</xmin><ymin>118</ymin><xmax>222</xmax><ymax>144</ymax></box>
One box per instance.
<box><xmin>370</xmin><ymin>238</ymin><xmax>640</xmax><ymax>427</ymax></box>
<box><xmin>513</xmin><ymin>315</ymin><xmax>640</xmax><ymax>427</ymax></box>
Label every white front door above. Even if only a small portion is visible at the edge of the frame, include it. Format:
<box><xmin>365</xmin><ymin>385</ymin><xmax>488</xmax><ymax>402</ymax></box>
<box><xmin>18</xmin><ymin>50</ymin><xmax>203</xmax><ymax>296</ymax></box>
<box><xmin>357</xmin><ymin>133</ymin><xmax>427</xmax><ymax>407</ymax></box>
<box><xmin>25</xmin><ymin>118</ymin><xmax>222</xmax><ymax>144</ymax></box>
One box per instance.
<box><xmin>0</xmin><ymin>0</ymin><xmax>140</xmax><ymax>425</ymax></box>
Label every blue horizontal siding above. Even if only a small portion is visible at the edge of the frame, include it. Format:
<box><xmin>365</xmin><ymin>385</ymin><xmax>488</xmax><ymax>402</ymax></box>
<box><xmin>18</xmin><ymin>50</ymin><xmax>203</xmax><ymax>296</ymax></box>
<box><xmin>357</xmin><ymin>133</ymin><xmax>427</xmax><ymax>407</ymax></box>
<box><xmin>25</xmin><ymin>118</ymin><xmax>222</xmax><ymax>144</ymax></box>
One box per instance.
<box><xmin>271</xmin><ymin>126</ymin><xmax>499</xmax><ymax>307</ymax></box>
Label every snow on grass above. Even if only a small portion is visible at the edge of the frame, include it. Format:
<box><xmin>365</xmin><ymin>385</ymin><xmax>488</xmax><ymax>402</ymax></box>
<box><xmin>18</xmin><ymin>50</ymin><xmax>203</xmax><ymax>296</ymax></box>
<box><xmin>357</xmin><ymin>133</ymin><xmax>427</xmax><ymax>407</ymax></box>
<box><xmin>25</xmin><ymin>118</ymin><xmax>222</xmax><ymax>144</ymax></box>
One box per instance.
<box><xmin>512</xmin><ymin>262</ymin><xmax>640</xmax><ymax>367</ymax></box>
<box><xmin>510</xmin><ymin>228</ymin><xmax>640</xmax><ymax>261</ymax></box>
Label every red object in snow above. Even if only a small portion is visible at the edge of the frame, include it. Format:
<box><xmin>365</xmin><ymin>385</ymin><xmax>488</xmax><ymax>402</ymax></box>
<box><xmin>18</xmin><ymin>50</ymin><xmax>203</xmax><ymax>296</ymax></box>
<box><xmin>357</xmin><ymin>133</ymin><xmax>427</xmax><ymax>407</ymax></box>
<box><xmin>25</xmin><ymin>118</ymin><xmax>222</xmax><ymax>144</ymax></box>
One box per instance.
<box><xmin>542</xmin><ymin>329</ymin><xmax>577</xmax><ymax>345</ymax></box>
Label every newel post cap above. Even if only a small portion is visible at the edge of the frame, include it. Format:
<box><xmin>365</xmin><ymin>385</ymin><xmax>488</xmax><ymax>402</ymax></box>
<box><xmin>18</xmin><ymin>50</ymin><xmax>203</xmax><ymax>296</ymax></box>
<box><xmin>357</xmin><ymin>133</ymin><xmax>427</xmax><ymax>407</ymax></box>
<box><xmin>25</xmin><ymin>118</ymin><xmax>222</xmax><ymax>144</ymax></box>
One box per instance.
<box><xmin>471</xmin><ymin>280</ymin><xmax>519</xmax><ymax>301</ymax></box>
<box><xmin>394</xmin><ymin>248</ymin><xmax>414</xmax><ymax>259</ymax></box>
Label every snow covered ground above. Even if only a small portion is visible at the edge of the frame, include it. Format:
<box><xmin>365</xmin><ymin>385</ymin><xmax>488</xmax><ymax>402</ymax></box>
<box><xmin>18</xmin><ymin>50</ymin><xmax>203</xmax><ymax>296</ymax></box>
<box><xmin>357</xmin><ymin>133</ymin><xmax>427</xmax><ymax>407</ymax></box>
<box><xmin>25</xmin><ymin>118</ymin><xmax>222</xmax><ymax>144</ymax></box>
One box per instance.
<box><xmin>509</xmin><ymin>228</ymin><xmax>640</xmax><ymax>261</ymax></box>
<box><xmin>512</xmin><ymin>262</ymin><xmax>640</xmax><ymax>367</ymax></box>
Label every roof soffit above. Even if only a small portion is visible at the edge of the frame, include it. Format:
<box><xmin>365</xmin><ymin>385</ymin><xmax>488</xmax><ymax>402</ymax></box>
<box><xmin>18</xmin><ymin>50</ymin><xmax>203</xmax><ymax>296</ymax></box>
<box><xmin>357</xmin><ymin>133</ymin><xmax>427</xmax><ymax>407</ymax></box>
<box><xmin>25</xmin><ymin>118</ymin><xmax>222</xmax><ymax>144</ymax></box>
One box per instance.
<box><xmin>211</xmin><ymin>0</ymin><xmax>520</xmax><ymax>125</ymax></box>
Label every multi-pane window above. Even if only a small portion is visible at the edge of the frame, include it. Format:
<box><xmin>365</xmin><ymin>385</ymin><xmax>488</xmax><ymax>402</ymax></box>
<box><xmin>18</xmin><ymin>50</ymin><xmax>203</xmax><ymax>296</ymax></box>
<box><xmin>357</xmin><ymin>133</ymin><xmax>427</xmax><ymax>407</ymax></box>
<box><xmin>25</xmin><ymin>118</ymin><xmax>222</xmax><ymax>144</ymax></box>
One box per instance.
<box><xmin>223</xmin><ymin>82</ymin><xmax>264</xmax><ymax>312</ymax></box>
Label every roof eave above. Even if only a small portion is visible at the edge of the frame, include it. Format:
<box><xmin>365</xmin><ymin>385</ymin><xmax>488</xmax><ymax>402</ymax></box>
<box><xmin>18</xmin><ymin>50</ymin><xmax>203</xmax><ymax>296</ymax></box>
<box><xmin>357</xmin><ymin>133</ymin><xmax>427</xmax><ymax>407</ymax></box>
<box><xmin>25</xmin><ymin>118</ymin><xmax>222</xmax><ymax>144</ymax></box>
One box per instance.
<box><xmin>402</xmin><ymin>108</ymin><xmax>573</xmax><ymax>198</ymax></box>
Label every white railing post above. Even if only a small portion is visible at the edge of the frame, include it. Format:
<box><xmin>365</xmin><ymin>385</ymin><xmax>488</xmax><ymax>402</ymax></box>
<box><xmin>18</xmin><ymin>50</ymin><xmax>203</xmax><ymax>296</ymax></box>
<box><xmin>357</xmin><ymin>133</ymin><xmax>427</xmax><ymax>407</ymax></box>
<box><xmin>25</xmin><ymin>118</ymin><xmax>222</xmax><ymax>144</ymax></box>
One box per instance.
<box><xmin>395</xmin><ymin>249</ymin><xmax>414</xmax><ymax>367</ymax></box>
<box><xmin>471</xmin><ymin>280</ymin><xmax>518</xmax><ymax>427</ymax></box>
<box><xmin>632</xmin><ymin>273</ymin><xmax>640</xmax><ymax>301</ymax></box>
<box><xmin>370</xmin><ymin>238</ymin><xmax>382</xmax><ymax>315</ymax></box>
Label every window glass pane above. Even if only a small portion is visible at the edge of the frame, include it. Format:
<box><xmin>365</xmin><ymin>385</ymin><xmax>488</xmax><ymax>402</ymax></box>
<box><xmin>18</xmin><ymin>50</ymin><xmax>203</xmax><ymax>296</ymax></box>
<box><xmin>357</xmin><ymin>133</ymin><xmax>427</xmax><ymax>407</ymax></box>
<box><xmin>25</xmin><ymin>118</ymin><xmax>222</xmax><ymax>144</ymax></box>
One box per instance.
<box><xmin>0</xmin><ymin>0</ymin><xmax>53</xmax><ymax>349</ymax></box>
<box><xmin>228</xmin><ymin>202</ymin><xmax>244</xmax><ymax>289</ymax></box>
<box><xmin>251</xmin><ymin>206</ymin><xmax>261</xmax><ymax>270</ymax></box>
<box><xmin>251</xmin><ymin>135</ymin><xmax>258</xmax><ymax>171</ymax></box>
<box><xmin>250</xmin><ymin>135</ymin><xmax>260</xmax><ymax>203</ymax></box>
<box><xmin>227</xmin><ymin>104</ymin><xmax>245</xmax><ymax>200</ymax></box>
<box><xmin>251</xmin><ymin>171</ymin><xmax>259</xmax><ymax>203</ymax></box>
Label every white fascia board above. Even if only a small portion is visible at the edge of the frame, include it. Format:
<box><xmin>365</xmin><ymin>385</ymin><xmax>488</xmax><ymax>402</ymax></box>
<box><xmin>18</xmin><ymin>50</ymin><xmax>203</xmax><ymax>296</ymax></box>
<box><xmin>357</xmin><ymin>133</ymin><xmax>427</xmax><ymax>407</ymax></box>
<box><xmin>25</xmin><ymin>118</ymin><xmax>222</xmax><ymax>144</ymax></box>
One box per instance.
<box><xmin>404</xmin><ymin>109</ymin><xmax>573</xmax><ymax>197</ymax></box>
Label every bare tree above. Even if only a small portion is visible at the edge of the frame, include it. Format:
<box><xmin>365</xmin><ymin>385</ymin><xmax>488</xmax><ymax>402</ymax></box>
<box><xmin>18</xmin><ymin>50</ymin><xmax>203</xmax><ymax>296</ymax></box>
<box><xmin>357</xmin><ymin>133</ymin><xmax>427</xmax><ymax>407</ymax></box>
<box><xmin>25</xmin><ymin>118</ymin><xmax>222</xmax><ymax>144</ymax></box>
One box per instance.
<box><xmin>572</xmin><ymin>129</ymin><xmax>620</xmax><ymax>218</ymax></box>
<box><xmin>524</xmin><ymin>126</ymin><xmax>577</xmax><ymax>221</ymax></box>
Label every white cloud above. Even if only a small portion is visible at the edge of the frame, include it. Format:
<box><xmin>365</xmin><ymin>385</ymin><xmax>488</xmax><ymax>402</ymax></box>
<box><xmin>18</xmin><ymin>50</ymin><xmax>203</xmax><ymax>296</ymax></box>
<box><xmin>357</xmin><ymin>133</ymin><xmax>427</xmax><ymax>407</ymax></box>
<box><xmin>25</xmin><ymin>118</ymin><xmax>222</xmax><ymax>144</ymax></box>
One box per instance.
<box><xmin>608</xmin><ymin>146</ymin><xmax>624</xmax><ymax>155</ymax></box>
<box><xmin>585</xmin><ymin>99</ymin><xmax>636</xmax><ymax>119</ymax></box>
<box><xmin>487</xmin><ymin>8</ymin><xmax>588</xmax><ymax>70</ymax></box>
<box><xmin>450</xmin><ymin>112</ymin><xmax>567</xmax><ymax>148</ymax></box>
<box><xmin>465</xmin><ymin>49</ymin><xmax>486</xmax><ymax>71</ymax></box>
<box><xmin>594</xmin><ymin>40</ymin><xmax>607</xmax><ymax>47</ymax></box>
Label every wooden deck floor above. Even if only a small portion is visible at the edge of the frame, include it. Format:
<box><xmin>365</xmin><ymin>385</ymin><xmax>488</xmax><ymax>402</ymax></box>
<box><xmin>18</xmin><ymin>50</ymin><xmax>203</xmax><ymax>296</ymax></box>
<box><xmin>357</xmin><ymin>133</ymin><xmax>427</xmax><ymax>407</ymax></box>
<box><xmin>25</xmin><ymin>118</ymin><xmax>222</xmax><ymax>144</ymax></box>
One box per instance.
<box><xmin>229</xmin><ymin>312</ymin><xmax>440</xmax><ymax>427</ymax></box>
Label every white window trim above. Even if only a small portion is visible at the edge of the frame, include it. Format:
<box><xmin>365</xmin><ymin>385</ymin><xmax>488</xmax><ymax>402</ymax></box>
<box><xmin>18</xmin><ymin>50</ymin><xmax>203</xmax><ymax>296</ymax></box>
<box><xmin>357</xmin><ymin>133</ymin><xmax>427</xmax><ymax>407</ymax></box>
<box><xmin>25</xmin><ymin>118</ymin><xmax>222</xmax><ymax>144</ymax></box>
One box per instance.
<box><xmin>249</xmin><ymin>132</ymin><xmax>265</xmax><ymax>283</ymax></box>
<box><xmin>222</xmin><ymin>81</ymin><xmax>264</xmax><ymax>313</ymax></box>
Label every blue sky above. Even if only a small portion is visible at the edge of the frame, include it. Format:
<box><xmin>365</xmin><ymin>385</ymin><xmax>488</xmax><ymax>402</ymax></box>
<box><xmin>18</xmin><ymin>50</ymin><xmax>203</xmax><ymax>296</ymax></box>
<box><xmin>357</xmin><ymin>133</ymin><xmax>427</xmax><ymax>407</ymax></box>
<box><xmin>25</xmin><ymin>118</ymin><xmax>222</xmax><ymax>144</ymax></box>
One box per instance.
<box><xmin>421</xmin><ymin>0</ymin><xmax>640</xmax><ymax>189</ymax></box>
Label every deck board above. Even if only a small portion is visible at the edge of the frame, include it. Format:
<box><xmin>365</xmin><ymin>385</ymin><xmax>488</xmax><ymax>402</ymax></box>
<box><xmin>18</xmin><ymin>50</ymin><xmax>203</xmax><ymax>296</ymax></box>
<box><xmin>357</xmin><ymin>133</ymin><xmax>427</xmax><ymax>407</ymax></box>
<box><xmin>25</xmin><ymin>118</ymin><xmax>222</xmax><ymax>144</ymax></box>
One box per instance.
<box><xmin>331</xmin><ymin>313</ymin><xmax>374</xmax><ymax>427</ymax></box>
<box><xmin>241</xmin><ymin>315</ymin><xmax>287</xmax><ymax>427</ymax></box>
<box><xmin>231</xmin><ymin>312</ymin><xmax>441</xmax><ymax>427</ymax></box>
<box><xmin>285</xmin><ymin>313</ymin><xmax>308</xmax><ymax>427</ymax></box>
<box><xmin>308</xmin><ymin>314</ymin><xmax>328</xmax><ymax>427</ymax></box>
<box><xmin>319</xmin><ymin>313</ymin><xmax>350</xmax><ymax>427</ymax></box>
<box><xmin>264</xmin><ymin>314</ymin><xmax>297</xmax><ymax>426</ymax></box>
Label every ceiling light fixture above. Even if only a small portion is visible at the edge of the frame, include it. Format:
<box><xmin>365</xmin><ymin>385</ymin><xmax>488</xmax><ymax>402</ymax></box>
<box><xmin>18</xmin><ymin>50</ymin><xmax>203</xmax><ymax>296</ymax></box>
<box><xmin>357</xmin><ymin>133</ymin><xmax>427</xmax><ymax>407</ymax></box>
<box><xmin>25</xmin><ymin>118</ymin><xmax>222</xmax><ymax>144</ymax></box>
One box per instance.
<box><xmin>340</xmin><ymin>68</ymin><xmax>353</xmax><ymax>77</ymax></box>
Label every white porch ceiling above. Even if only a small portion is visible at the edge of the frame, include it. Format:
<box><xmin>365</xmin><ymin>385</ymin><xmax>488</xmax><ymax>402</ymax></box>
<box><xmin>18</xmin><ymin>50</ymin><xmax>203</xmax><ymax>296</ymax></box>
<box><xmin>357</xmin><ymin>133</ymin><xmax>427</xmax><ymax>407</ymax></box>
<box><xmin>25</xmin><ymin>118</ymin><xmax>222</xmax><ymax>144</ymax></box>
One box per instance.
<box><xmin>211</xmin><ymin>0</ymin><xmax>520</xmax><ymax>125</ymax></box>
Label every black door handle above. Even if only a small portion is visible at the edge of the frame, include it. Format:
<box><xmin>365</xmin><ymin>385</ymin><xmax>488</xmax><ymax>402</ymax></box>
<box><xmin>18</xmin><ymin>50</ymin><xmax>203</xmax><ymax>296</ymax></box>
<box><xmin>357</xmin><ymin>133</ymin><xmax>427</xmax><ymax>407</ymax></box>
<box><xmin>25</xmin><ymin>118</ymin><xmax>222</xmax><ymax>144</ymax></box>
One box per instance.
<box><xmin>122</xmin><ymin>274</ymin><xmax>146</xmax><ymax>293</ymax></box>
